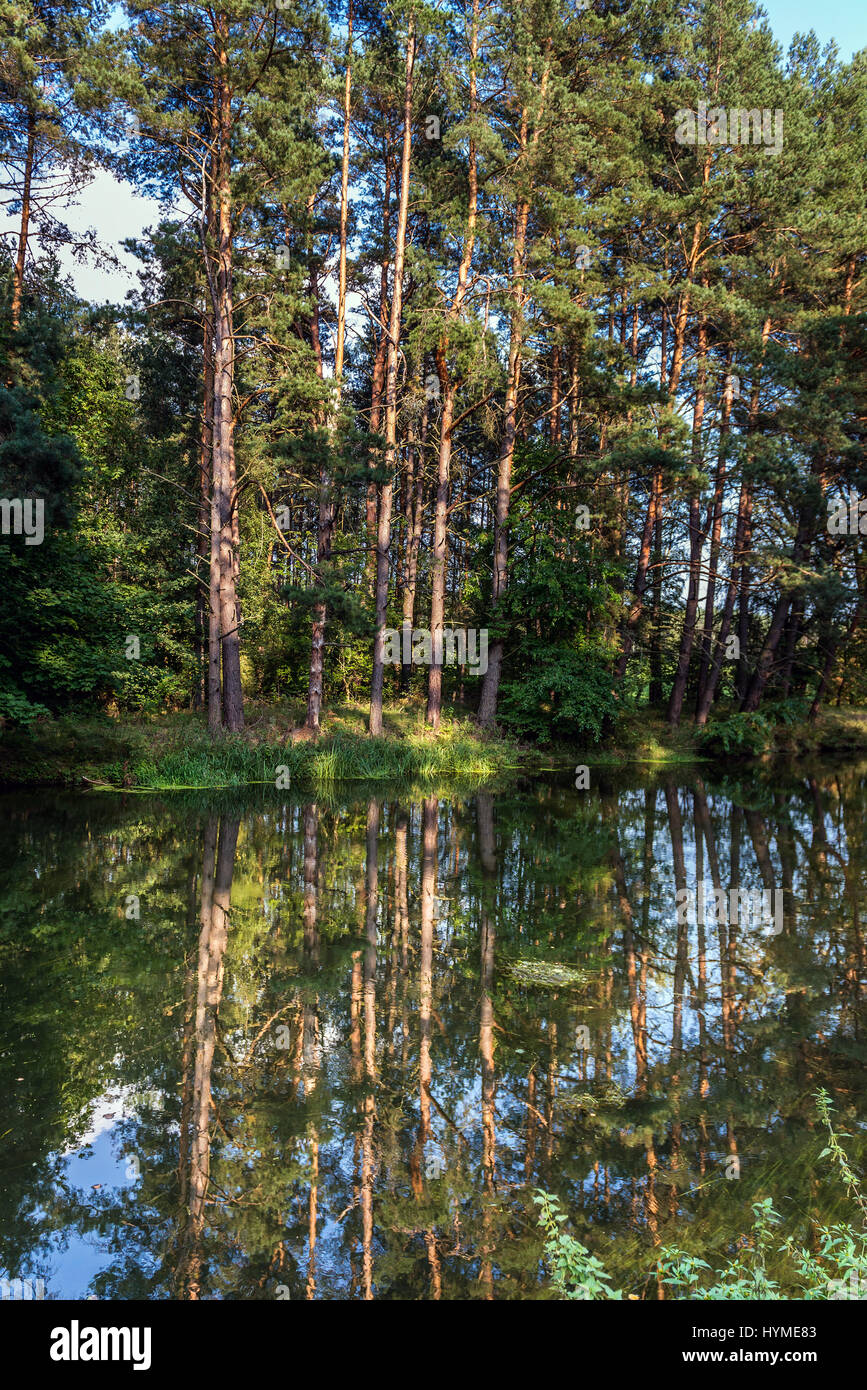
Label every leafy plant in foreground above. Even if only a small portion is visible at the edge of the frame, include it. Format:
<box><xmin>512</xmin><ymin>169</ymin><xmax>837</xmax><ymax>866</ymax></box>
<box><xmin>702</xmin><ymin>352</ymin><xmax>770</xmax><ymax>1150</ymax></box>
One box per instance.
<box><xmin>536</xmin><ymin>1090</ymin><xmax>867</xmax><ymax>1300</ymax></box>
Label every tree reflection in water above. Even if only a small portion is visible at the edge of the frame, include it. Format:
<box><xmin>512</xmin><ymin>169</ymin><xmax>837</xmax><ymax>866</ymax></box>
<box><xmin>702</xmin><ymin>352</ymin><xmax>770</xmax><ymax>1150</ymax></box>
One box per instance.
<box><xmin>0</xmin><ymin>769</ymin><xmax>864</xmax><ymax>1299</ymax></box>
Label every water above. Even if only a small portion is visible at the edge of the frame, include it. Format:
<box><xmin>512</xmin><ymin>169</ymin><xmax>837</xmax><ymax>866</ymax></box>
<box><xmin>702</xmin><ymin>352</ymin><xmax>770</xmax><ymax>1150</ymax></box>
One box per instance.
<box><xmin>0</xmin><ymin>767</ymin><xmax>864</xmax><ymax>1300</ymax></box>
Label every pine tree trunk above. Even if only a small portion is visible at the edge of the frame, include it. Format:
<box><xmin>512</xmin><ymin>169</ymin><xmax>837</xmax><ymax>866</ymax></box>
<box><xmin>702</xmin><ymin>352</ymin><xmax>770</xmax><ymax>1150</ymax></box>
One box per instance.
<box><xmin>614</xmin><ymin>468</ymin><xmax>662</xmax><ymax>682</ymax></box>
<box><xmin>695</xmin><ymin>366</ymin><xmax>733</xmax><ymax>708</ymax></box>
<box><xmin>196</xmin><ymin>330</ymin><xmax>214</xmax><ymax>712</ymax></box>
<box><xmin>477</xmin><ymin>43</ymin><xmax>552</xmax><ymax>727</ymax></box>
<box><xmin>304</xmin><ymin>215</ymin><xmax>332</xmax><ymax>733</ymax></box>
<box><xmin>208</xmin><ymin>436</ymin><xmax>223</xmax><ymax>733</ymax></box>
<box><xmin>334</xmin><ymin>2</ymin><xmax>352</xmax><ymax>386</ymax></box>
<box><xmin>306</xmin><ymin>469</ymin><xmax>333</xmax><ymax>732</ymax></box>
<box><xmin>476</xmin><ymin>255</ymin><xmax>523</xmax><ymax>726</ymax></box>
<box><xmin>211</xmin><ymin>33</ymin><xmax>243</xmax><ymax>732</ymax></box>
<box><xmin>426</xmin><ymin>377</ymin><xmax>455</xmax><ymax>727</ymax></box>
<box><xmin>667</xmin><ymin>311</ymin><xmax>708</xmax><ymax>726</ymax></box>
<box><xmin>648</xmin><ymin>513</ymin><xmax>663</xmax><ymax>704</ymax></box>
<box><xmin>695</xmin><ymin>478</ymin><xmax>752</xmax><ymax>727</ymax></box>
<box><xmin>778</xmin><ymin>595</ymin><xmax>803</xmax><ymax>700</ymax></box>
<box><xmin>10</xmin><ymin>113</ymin><xmax>35</xmax><ymax>332</ymax></box>
<box><xmin>304</xmin><ymin>11</ymin><xmax>352</xmax><ymax>734</ymax></box>
<box><xmin>400</xmin><ymin>394</ymin><xmax>427</xmax><ymax>693</ymax></box>
<box><xmin>426</xmin><ymin>11</ymin><xmax>477</xmax><ymax>729</ymax></box>
<box><xmin>366</xmin><ymin>155</ymin><xmax>392</xmax><ymax>597</ymax></box>
<box><xmin>369</xmin><ymin>20</ymin><xmax>415</xmax><ymax>736</ymax></box>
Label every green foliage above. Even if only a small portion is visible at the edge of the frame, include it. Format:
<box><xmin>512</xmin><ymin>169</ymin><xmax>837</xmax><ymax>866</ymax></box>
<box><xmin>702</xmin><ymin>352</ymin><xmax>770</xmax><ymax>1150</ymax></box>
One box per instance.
<box><xmin>700</xmin><ymin>702</ymin><xmax>806</xmax><ymax>756</ymax></box>
<box><xmin>499</xmin><ymin>639</ymin><xmax>619</xmax><ymax>745</ymax></box>
<box><xmin>0</xmin><ymin>294</ymin><xmax>199</xmax><ymax>724</ymax></box>
<box><xmin>533</xmin><ymin>1191</ymin><xmax>623</xmax><ymax>1300</ymax></box>
<box><xmin>536</xmin><ymin>1092</ymin><xmax>867</xmax><ymax>1301</ymax></box>
<box><xmin>700</xmin><ymin>712</ymin><xmax>774</xmax><ymax>756</ymax></box>
<box><xmin>492</xmin><ymin>496</ymin><xmax>621</xmax><ymax>744</ymax></box>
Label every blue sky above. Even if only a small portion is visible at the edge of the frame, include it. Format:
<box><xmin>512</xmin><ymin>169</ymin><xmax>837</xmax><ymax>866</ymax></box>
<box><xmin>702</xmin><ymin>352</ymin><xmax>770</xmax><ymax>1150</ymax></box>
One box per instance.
<box><xmin>761</xmin><ymin>0</ymin><xmax>865</xmax><ymax>60</ymax></box>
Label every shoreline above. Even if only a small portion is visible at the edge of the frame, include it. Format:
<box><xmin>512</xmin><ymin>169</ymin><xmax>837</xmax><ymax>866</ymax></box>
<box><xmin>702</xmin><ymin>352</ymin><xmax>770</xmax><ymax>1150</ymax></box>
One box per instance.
<box><xmin>3</xmin><ymin>701</ymin><xmax>867</xmax><ymax>792</ymax></box>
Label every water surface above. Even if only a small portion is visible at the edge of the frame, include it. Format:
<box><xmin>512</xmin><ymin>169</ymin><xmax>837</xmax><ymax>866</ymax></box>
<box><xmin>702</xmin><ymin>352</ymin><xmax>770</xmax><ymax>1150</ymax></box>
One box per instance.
<box><xmin>1</xmin><ymin>768</ymin><xmax>864</xmax><ymax>1299</ymax></box>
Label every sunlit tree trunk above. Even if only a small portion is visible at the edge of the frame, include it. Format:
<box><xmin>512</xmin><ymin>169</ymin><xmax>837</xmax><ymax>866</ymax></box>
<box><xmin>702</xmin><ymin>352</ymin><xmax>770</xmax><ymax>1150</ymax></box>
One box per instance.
<box><xmin>426</xmin><ymin>0</ymin><xmax>478</xmax><ymax>728</ymax></box>
<box><xmin>695</xmin><ymin>362</ymin><xmax>734</xmax><ymax>708</ymax></box>
<box><xmin>369</xmin><ymin>22</ymin><xmax>416</xmax><ymax>735</ymax></box>
<box><xmin>10</xmin><ymin>113</ymin><xmax>35</xmax><ymax>333</ymax></box>
<box><xmin>667</xmin><ymin>308</ymin><xmax>708</xmax><ymax>725</ymax></box>
<box><xmin>209</xmin><ymin>27</ymin><xmax>243</xmax><ymax>731</ymax></box>
<box><xmin>400</xmin><ymin>394</ymin><xmax>427</xmax><ymax>692</ymax></box>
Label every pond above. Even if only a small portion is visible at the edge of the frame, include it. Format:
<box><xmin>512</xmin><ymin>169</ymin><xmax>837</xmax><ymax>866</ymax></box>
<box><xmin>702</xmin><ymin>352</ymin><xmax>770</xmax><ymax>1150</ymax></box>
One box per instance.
<box><xmin>0</xmin><ymin>767</ymin><xmax>864</xmax><ymax>1299</ymax></box>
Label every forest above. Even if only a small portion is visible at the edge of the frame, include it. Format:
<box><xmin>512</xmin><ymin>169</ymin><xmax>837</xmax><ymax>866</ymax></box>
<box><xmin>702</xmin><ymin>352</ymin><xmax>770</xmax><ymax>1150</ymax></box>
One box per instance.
<box><xmin>2</xmin><ymin>0</ymin><xmax>866</xmax><ymax>773</ymax></box>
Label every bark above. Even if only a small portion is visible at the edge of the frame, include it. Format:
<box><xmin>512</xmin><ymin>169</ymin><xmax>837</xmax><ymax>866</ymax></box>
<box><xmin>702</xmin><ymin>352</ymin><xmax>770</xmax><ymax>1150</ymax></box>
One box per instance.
<box><xmin>550</xmin><ymin>343</ymin><xmax>561</xmax><ymax>446</ymax></box>
<box><xmin>400</xmin><ymin>390</ymin><xmax>427</xmax><ymax>692</ymax></box>
<box><xmin>426</xmin><ymin>7</ymin><xmax>478</xmax><ymax>727</ymax></box>
<box><xmin>305</xmin><ymin>461</ymin><xmax>334</xmax><ymax>732</ymax></box>
<box><xmin>365</xmin><ymin>153</ymin><xmax>392</xmax><ymax>596</ymax></box>
<box><xmin>369</xmin><ymin>21</ymin><xmax>416</xmax><ymax>736</ymax></box>
<box><xmin>304</xmin><ymin>3</ymin><xmax>351</xmax><ymax>733</ymax></box>
<box><xmin>614</xmin><ymin>299</ymin><xmax>669</xmax><ymax>684</ymax></box>
<box><xmin>334</xmin><ymin>2</ymin><xmax>353</xmax><ymax>386</ymax></box>
<box><xmin>648</xmin><ymin>512</ymin><xmax>663</xmax><ymax>703</ymax></box>
<box><xmin>667</xmin><ymin>308</ymin><xmax>708</xmax><ymax>726</ymax></box>
<box><xmin>734</xmin><ymin>521</ymin><xmax>752</xmax><ymax>703</ymax></box>
<box><xmin>209</xmin><ymin>27</ymin><xmax>244</xmax><ymax>732</ymax></box>
<box><xmin>694</xmin><ymin>478</ymin><xmax>752</xmax><ymax>726</ymax></box>
<box><xmin>695</xmin><ymin>363</ymin><xmax>733</xmax><ymax>707</ymax></box>
<box><xmin>695</xmin><ymin>313</ymin><xmax>773</xmax><ymax>725</ymax></box>
<box><xmin>616</xmin><ymin>200</ymin><xmax>705</xmax><ymax>689</ymax></box>
<box><xmin>477</xmin><ymin>47</ymin><xmax>551</xmax><ymax>726</ymax></box>
<box><xmin>778</xmin><ymin>594</ymin><xmax>803</xmax><ymax>700</ymax></box>
<box><xmin>426</xmin><ymin>376</ymin><xmax>455</xmax><ymax>726</ymax></box>
<box><xmin>613</xmin><ymin>468</ymin><xmax>662</xmax><ymax>682</ymax></box>
<box><xmin>304</xmin><ymin>224</ymin><xmax>334</xmax><ymax>732</ymax></box>
<box><xmin>10</xmin><ymin>113</ymin><xmax>35</xmax><ymax>333</ymax></box>
<box><xmin>475</xmin><ymin>261</ymin><xmax>522</xmax><ymax>727</ymax></box>
<box><xmin>198</xmin><ymin>328</ymin><xmax>220</xmax><ymax>723</ymax></box>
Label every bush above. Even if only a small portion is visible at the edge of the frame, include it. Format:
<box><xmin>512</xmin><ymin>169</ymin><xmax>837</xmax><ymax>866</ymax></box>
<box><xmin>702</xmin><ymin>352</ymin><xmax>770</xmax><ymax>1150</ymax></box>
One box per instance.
<box><xmin>499</xmin><ymin>640</ymin><xmax>618</xmax><ymax>745</ymax></box>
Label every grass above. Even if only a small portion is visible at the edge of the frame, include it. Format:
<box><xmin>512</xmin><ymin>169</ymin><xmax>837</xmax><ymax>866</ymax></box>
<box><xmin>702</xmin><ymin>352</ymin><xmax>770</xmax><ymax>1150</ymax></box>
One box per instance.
<box><xmin>575</xmin><ymin>710</ymin><xmax>705</xmax><ymax>765</ymax></box>
<box><xmin>3</xmin><ymin>697</ymin><xmax>867</xmax><ymax>791</ymax></box>
<box><xmin>0</xmin><ymin>698</ymin><xmax>529</xmax><ymax>793</ymax></box>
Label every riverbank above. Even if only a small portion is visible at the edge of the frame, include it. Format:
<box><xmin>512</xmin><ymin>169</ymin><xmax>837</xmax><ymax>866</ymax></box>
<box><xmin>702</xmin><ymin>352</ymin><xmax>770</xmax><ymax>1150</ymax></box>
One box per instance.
<box><xmin>0</xmin><ymin>701</ymin><xmax>530</xmax><ymax>792</ymax></box>
<box><xmin>2</xmin><ymin>699</ymin><xmax>867</xmax><ymax>791</ymax></box>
